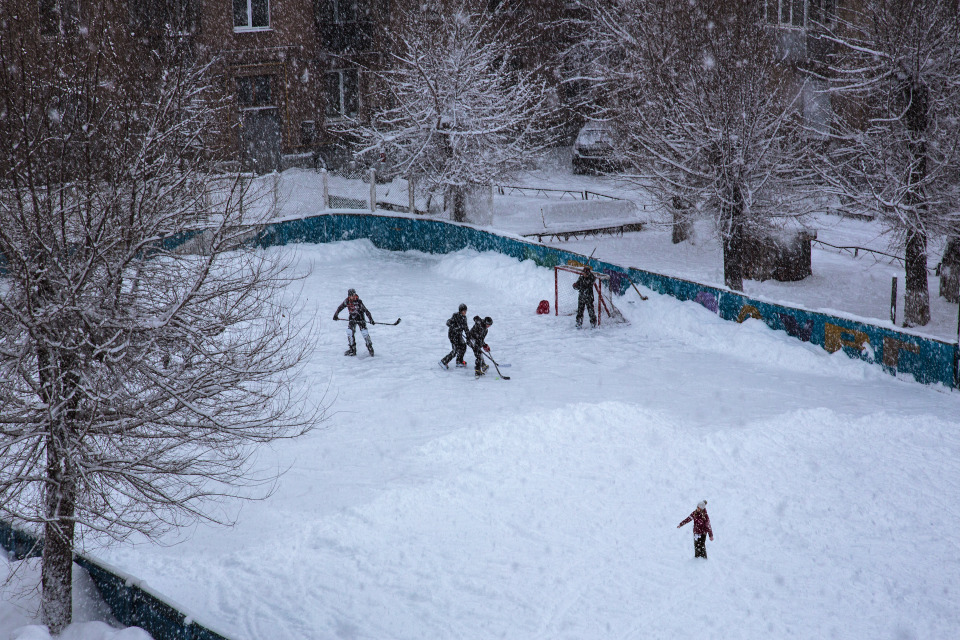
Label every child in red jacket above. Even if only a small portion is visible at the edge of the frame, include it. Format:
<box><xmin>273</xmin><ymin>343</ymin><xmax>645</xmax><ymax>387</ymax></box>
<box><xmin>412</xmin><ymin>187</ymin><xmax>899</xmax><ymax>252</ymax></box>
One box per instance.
<box><xmin>677</xmin><ymin>500</ymin><xmax>714</xmax><ymax>559</ymax></box>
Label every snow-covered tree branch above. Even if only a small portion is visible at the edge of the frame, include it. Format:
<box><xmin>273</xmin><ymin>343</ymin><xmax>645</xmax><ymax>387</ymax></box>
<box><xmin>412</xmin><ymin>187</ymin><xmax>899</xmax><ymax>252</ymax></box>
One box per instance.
<box><xmin>0</xmin><ymin>15</ymin><xmax>324</xmax><ymax>633</ymax></box>
<box><xmin>575</xmin><ymin>0</ymin><xmax>819</xmax><ymax>291</ymax></box>
<box><xmin>347</xmin><ymin>0</ymin><xmax>561</xmax><ymax>222</ymax></box>
<box><xmin>819</xmin><ymin>0</ymin><xmax>960</xmax><ymax>326</ymax></box>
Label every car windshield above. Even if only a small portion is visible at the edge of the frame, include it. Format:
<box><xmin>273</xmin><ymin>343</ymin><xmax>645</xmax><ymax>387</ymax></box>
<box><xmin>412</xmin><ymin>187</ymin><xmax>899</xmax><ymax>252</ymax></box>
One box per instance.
<box><xmin>577</xmin><ymin>124</ymin><xmax>612</xmax><ymax>146</ymax></box>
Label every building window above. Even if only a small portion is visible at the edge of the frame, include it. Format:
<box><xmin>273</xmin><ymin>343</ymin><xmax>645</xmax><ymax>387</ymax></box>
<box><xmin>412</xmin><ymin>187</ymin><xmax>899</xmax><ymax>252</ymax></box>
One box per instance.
<box><xmin>331</xmin><ymin>0</ymin><xmax>360</xmax><ymax>23</ymax></box>
<box><xmin>325</xmin><ymin>69</ymin><xmax>359</xmax><ymax>119</ymax></box>
<box><xmin>233</xmin><ymin>0</ymin><xmax>269</xmax><ymax>30</ymax></box>
<box><xmin>236</xmin><ymin>75</ymin><xmax>275</xmax><ymax>109</ymax></box>
<box><xmin>300</xmin><ymin>120</ymin><xmax>317</xmax><ymax>146</ymax></box>
<box><xmin>806</xmin><ymin>0</ymin><xmax>836</xmax><ymax>27</ymax></box>
<box><xmin>129</xmin><ymin>0</ymin><xmax>198</xmax><ymax>36</ymax></box>
<box><xmin>765</xmin><ymin>0</ymin><xmax>804</xmax><ymax>28</ymax></box>
<box><xmin>802</xmin><ymin>79</ymin><xmax>832</xmax><ymax>139</ymax></box>
<box><xmin>40</xmin><ymin>0</ymin><xmax>79</xmax><ymax>37</ymax></box>
<box><xmin>764</xmin><ymin>0</ymin><xmax>835</xmax><ymax>29</ymax></box>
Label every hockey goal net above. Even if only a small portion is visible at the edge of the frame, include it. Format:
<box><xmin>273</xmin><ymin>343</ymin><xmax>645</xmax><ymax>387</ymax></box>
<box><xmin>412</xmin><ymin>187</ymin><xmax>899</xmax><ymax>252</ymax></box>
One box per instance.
<box><xmin>553</xmin><ymin>265</ymin><xmax>626</xmax><ymax>326</ymax></box>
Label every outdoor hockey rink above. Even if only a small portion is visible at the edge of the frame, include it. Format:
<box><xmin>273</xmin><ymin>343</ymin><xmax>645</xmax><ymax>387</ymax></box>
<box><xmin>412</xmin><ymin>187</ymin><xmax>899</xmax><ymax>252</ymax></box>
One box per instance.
<box><xmin>92</xmin><ymin>240</ymin><xmax>960</xmax><ymax>639</ymax></box>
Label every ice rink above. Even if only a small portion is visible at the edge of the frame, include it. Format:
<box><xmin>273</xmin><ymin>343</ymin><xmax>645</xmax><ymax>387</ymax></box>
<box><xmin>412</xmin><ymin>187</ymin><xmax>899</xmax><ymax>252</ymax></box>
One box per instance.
<box><xmin>81</xmin><ymin>239</ymin><xmax>960</xmax><ymax>639</ymax></box>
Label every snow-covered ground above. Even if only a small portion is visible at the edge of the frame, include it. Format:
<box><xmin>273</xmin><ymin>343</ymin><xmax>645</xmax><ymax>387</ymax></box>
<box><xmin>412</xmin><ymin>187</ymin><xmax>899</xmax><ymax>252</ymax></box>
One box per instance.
<box><xmin>0</xmin><ymin>557</ymin><xmax>149</xmax><ymax>640</ymax></box>
<box><xmin>4</xmin><ymin>158</ymin><xmax>960</xmax><ymax>639</ymax></box>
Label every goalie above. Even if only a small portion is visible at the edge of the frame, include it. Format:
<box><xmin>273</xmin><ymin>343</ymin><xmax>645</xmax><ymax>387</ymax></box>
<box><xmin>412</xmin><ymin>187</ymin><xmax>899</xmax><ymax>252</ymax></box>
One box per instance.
<box><xmin>572</xmin><ymin>265</ymin><xmax>597</xmax><ymax>329</ymax></box>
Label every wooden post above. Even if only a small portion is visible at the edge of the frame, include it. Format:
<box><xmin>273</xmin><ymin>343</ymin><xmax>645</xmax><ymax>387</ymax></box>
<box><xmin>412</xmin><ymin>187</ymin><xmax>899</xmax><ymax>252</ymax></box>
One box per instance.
<box><xmin>321</xmin><ymin>169</ymin><xmax>329</xmax><ymax>210</ymax></box>
<box><xmin>369</xmin><ymin>169</ymin><xmax>376</xmax><ymax>212</ymax></box>
<box><xmin>890</xmin><ymin>276</ymin><xmax>898</xmax><ymax>324</ymax></box>
<box><xmin>954</xmin><ymin>300</ymin><xmax>960</xmax><ymax>388</ymax></box>
<box><xmin>238</xmin><ymin>172</ymin><xmax>245</xmax><ymax>219</ymax></box>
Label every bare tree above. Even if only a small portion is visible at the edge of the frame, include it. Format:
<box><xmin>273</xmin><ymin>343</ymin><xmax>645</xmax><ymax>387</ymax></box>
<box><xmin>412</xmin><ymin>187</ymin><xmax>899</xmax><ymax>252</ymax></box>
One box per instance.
<box><xmin>0</xmin><ymin>13</ymin><xmax>321</xmax><ymax>633</ymax></box>
<box><xmin>350</xmin><ymin>0</ymin><xmax>560</xmax><ymax>222</ymax></box>
<box><xmin>820</xmin><ymin>0</ymin><xmax>960</xmax><ymax>326</ymax></box>
<box><xmin>575</xmin><ymin>0</ymin><xmax>818</xmax><ymax>291</ymax></box>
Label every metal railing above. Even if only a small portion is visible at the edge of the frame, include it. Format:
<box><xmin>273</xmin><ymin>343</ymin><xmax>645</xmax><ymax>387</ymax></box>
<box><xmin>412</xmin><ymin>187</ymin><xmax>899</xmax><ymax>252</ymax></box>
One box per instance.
<box><xmin>811</xmin><ymin>238</ymin><xmax>945</xmax><ymax>276</ymax></box>
<box><xmin>494</xmin><ymin>184</ymin><xmax>625</xmax><ymax>201</ymax></box>
<box><xmin>812</xmin><ymin>239</ymin><xmax>904</xmax><ymax>266</ymax></box>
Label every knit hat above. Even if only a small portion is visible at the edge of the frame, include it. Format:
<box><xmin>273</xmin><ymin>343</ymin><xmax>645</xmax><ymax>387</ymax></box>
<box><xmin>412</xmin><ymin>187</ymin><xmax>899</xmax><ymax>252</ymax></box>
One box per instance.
<box><xmin>697</xmin><ymin>500</ymin><xmax>707</xmax><ymax>510</ymax></box>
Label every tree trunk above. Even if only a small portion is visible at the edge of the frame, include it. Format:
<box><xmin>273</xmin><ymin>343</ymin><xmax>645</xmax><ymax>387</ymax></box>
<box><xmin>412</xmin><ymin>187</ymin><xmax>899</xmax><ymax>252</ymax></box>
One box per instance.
<box><xmin>721</xmin><ymin>185</ymin><xmax>745</xmax><ymax>291</ymax></box>
<box><xmin>904</xmin><ymin>226</ymin><xmax>931</xmax><ymax>326</ymax></box>
<box><xmin>41</xmin><ymin>439</ymin><xmax>76</xmax><ymax>634</ymax></box>
<box><xmin>37</xmin><ymin>339</ymin><xmax>78</xmax><ymax>635</ymax></box>
<box><xmin>723</xmin><ymin>219</ymin><xmax>744</xmax><ymax>291</ymax></box>
<box><xmin>450</xmin><ymin>185</ymin><xmax>467</xmax><ymax>223</ymax></box>
<box><xmin>671</xmin><ymin>197</ymin><xmax>691</xmax><ymax>244</ymax></box>
<box><xmin>902</xmin><ymin>81</ymin><xmax>931</xmax><ymax>327</ymax></box>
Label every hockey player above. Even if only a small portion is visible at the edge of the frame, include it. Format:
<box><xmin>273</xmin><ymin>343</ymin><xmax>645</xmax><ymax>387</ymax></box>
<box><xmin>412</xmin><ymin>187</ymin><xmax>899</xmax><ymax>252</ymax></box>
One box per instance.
<box><xmin>440</xmin><ymin>303</ymin><xmax>470</xmax><ymax>369</ymax></box>
<box><xmin>677</xmin><ymin>500</ymin><xmax>714</xmax><ymax>559</ymax></box>
<box><xmin>466</xmin><ymin>315</ymin><xmax>493</xmax><ymax>377</ymax></box>
<box><xmin>333</xmin><ymin>288</ymin><xmax>375</xmax><ymax>356</ymax></box>
<box><xmin>572</xmin><ymin>265</ymin><xmax>597</xmax><ymax>328</ymax></box>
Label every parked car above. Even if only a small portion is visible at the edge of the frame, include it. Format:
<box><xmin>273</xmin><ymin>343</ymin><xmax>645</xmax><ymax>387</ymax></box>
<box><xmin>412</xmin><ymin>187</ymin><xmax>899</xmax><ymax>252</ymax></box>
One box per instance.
<box><xmin>572</xmin><ymin>121</ymin><xmax>623</xmax><ymax>174</ymax></box>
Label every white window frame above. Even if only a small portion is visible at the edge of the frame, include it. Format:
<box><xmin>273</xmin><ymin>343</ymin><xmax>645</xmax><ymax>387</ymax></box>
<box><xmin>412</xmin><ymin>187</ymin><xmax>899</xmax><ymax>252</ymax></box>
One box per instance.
<box><xmin>325</xmin><ymin>69</ymin><xmax>360</xmax><ymax>120</ymax></box>
<box><xmin>764</xmin><ymin>0</ymin><xmax>807</xmax><ymax>29</ymax></box>
<box><xmin>764</xmin><ymin>0</ymin><xmax>835</xmax><ymax>30</ymax></box>
<box><xmin>234</xmin><ymin>0</ymin><xmax>270</xmax><ymax>32</ymax></box>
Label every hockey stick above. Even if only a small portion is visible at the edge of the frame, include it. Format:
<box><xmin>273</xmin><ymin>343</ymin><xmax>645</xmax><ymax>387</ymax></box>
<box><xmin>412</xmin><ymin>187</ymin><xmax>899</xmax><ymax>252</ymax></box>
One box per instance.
<box><xmin>334</xmin><ymin>318</ymin><xmax>402</xmax><ymax>325</ymax></box>
<box><xmin>484</xmin><ymin>348</ymin><xmax>510</xmax><ymax>367</ymax></box>
<box><xmin>630</xmin><ymin>281</ymin><xmax>649</xmax><ymax>301</ymax></box>
<box><xmin>481</xmin><ymin>351</ymin><xmax>510</xmax><ymax>380</ymax></box>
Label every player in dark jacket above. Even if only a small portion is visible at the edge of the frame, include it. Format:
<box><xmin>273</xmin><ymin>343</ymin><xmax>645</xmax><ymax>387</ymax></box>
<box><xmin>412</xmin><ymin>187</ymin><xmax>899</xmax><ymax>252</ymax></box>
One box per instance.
<box><xmin>466</xmin><ymin>315</ymin><xmax>493</xmax><ymax>377</ymax></box>
<box><xmin>440</xmin><ymin>303</ymin><xmax>470</xmax><ymax>369</ymax></box>
<box><xmin>333</xmin><ymin>288</ymin><xmax>375</xmax><ymax>356</ymax></box>
<box><xmin>572</xmin><ymin>265</ymin><xmax>597</xmax><ymax>328</ymax></box>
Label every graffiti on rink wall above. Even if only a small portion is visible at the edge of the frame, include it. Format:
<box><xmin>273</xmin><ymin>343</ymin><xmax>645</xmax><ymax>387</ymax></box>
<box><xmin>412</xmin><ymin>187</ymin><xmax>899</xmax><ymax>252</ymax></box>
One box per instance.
<box><xmin>252</xmin><ymin>212</ymin><xmax>958</xmax><ymax>389</ymax></box>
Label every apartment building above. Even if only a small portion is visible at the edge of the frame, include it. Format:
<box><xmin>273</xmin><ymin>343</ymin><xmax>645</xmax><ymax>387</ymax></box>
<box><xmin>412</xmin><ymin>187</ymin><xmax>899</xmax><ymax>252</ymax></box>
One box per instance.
<box><xmin>761</xmin><ymin>0</ymin><xmax>841</xmax><ymax>139</ymax></box>
<box><xmin>9</xmin><ymin>0</ymin><xmax>584</xmax><ymax>173</ymax></box>
<box><xmin>10</xmin><ymin>1</ymin><xmax>846</xmax><ymax>173</ymax></box>
<box><xmin>192</xmin><ymin>0</ymin><xmax>388</xmax><ymax>172</ymax></box>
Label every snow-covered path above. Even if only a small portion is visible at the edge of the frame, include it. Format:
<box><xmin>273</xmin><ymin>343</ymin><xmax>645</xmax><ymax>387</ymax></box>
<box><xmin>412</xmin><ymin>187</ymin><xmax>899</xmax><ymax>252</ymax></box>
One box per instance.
<box><xmin>90</xmin><ymin>240</ymin><xmax>960</xmax><ymax>639</ymax></box>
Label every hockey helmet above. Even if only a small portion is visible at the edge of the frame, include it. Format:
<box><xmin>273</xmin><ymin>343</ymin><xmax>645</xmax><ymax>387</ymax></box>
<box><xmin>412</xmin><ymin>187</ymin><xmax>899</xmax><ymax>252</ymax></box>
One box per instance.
<box><xmin>484</xmin><ymin>316</ymin><xmax>493</xmax><ymax>326</ymax></box>
<box><xmin>348</xmin><ymin>288</ymin><xmax>357</xmax><ymax>297</ymax></box>
<box><xmin>459</xmin><ymin>303</ymin><xmax>468</xmax><ymax>313</ymax></box>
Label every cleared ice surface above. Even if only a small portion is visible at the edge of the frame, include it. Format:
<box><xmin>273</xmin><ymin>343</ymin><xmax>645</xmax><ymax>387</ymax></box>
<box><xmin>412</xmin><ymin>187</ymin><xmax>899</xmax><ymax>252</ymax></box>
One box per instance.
<box><xmin>74</xmin><ymin>240</ymin><xmax>960</xmax><ymax>640</ymax></box>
